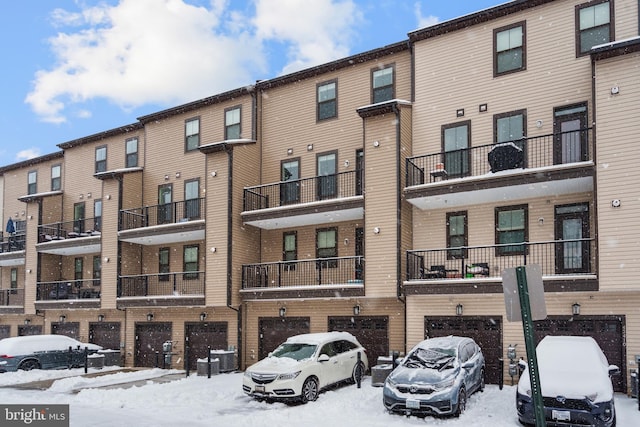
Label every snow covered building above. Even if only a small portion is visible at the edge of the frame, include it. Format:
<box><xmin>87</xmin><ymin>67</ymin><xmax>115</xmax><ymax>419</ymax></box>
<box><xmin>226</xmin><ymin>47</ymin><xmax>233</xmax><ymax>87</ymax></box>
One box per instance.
<box><xmin>1</xmin><ymin>0</ymin><xmax>639</xmax><ymax>393</ymax></box>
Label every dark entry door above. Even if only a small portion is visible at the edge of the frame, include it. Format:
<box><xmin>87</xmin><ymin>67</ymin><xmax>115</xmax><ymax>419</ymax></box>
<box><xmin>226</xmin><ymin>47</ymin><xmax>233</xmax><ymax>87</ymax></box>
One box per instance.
<box><xmin>554</xmin><ymin>103</ymin><xmax>588</xmax><ymax>164</ymax></box>
<box><xmin>533</xmin><ymin>315</ymin><xmax>625</xmax><ymax>392</ymax></box>
<box><xmin>89</xmin><ymin>322</ymin><xmax>121</xmax><ymax>350</ymax></box>
<box><xmin>425</xmin><ymin>316</ymin><xmax>502</xmax><ymax>384</ymax></box>
<box><xmin>555</xmin><ymin>203</ymin><xmax>590</xmax><ymax>274</ymax></box>
<box><xmin>135</xmin><ymin>322</ymin><xmax>172</xmax><ymax>367</ymax></box>
<box><xmin>258</xmin><ymin>317</ymin><xmax>310</xmax><ymax>360</ymax></box>
<box><xmin>184</xmin><ymin>322</ymin><xmax>228</xmax><ymax>370</ymax></box>
<box><xmin>329</xmin><ymin>316</ymin><xmax>388</xmax><ymax>367</ymax></box>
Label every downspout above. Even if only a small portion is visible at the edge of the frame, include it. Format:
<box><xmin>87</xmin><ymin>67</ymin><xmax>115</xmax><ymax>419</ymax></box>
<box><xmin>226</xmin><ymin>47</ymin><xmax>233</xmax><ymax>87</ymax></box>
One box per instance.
<box><xmin>590</xmin><ymin>54</ymin><xmax>599</xmax><ymax>283</ymax></box>
<box><xmin>392</xmin><ymin>102</ymin><xmax>405</xmax><ymax>305</ymax></box>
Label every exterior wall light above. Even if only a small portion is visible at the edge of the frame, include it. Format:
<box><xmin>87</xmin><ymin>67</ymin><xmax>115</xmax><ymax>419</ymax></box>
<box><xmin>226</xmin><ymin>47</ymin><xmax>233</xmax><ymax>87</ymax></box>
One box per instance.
<box><xmin>353</xmin><ymin>305</ymin><xmax>361</xmax><ymax>316</ymax></box>
<box><xmin>279</xmin><ymin>307</ymin><xmax>286</xmax><ymax>317</ymax></box>
<box><xmin>200</xmin><ymin>312</ymin><xmax>207</xmax><ymax>322</ymax></box>
<box><xmin>572</xmin><ymin>302</ymin><xmax>581</xmax><ymax>316</ymax></box>
<box><xmin>98</xmin><ymin>314</ymin><xmax>105</xmax><ymax>322</ymax></box>
<box><xmin>147</xmin><ymin>313</ymin><xmax>154</xmax><ymax>321</ymax></box>
<box><xmin>456</xmin><ymin>304</ymin><xmax>463</xmax><ymax>316</ymax></box>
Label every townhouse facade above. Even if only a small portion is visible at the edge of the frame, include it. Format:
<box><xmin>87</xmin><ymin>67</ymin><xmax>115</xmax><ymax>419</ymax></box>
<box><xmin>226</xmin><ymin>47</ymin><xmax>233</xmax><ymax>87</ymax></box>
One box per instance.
<box><xmin>1</xmin><ymin>0</ymin><xmax>639</xmax><ymax>392</ymax></box>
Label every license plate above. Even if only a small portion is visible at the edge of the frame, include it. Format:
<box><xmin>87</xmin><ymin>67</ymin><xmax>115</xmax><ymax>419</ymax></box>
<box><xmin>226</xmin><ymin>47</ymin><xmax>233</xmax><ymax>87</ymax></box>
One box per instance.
<box><xmin>406</xmin><ymin>399</ymin><xmax>420</xmax><ymax>409</ymax></box>
<box><xmin>255</xmin><ymin>385</ymin><xmax>265</xmax><ymax>393</ymax></box>
<box><xmin>552</xmin><ymin>410</ymin><xmax>570</xmax><ymax>421</ymax></box>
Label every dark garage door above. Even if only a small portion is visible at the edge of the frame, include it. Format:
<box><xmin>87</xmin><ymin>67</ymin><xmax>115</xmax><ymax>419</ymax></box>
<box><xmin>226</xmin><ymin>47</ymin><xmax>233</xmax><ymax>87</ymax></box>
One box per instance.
<box><xmin>426</xmin><ymin>316</ymin><xmax>502</xmax><ymax>384</ymax></box>
<box><xmin>0</xmin><ymin>325</ymin><xmax>10</xmax><ymax>339</ymax></box>
<box><xmin>51</xmin><ymin>322</ymin><xmax>80</xmax><ymax>339</ymax></box>
<box><xmin>135</xmin><ymin>322</ymin><xmax>172</xmax><ymax>368</ymax></box>
<box><xmin>329</xmin><ymin>316</ymin><xmax>388</xmax><ymax>368</ymax></box>
<box><xmin>185</xmin><ymin>322</ymin><xmax>228</xmax><ymax>370</ymax></box>
<box><xmin>258</xmin><ymin>317</ymin><xmax>310</xmax><ymax>360</ymax></box>
<box><xmin>18</xmin><ymin>325</ymin><xmax>42</xmax><ymax>336</ymax></box>
<box><xmin>89</xmin><ymin>322</ymin><xmax>121</xmax><ymax>350</ymax></box>
<box><xmin>533</xmin><ymin>315</ymin><xmax>625</xmax><ymax>392</ymax></box>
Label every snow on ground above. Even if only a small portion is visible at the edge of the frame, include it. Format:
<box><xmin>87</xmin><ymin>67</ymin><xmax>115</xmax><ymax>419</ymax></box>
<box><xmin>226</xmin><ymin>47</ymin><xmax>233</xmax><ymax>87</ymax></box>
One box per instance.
<box><xmin>1</xmin><ymin>368</ymin><xmax>639</xmax><ymax>427</ymax></box>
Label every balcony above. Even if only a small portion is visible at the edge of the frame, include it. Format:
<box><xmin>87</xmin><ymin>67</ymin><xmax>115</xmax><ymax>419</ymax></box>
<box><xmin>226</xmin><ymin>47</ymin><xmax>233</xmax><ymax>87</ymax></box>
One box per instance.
<box><xmin>119</xmin><ymin>199</ymin><xmax>205</xmax><ymax>245</ymax></box>
<box><xmin>0</xmin><ymin>288</ymin><xmax>25</xmax><ymax>309</ymax></box>
<box><xmin>0</xmin><ymin>235</ymin><xmax>26</xmax><ymax>266</ymax></box>
<box><xmin>241</xmin><ymin>256</ymin><xmax>364</xmax><ymax>299</ymax></box>
<box><xmin>405</xmin><ymin>239</ymin><xmax>597</xmax><ymax>295</ymax></box>
<box><xmin>118</xmin><ymin>272</ymin><xmax>205</xmax><ymax>296</ymax></box>
<box><xmin>405</xmin><ymin>129</ymin><xmax>594</xmax><ymax>210</ymax></box>
<box><xmin>242</xmin><ymin>171</ymin><xmax>363</xmax><ymax>230</ymax></box>
<box><xmin>36</xmin><ymin>279</ymin><xmax>101</xmax><ymax>302</ymax></box>
<box><xmin>37</xmin><ymin>218</ymin><xmax>101</xmax><ymax>256</ymax></box>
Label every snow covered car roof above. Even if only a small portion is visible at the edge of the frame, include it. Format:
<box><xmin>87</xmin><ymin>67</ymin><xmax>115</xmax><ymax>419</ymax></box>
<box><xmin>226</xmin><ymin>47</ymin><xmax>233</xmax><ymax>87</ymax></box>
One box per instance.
<box><xmin>284</xmin><ymin>331</ymin><xmax>362</xmax><ymax>346</ymax></box>
<box><xmin>0</xmin><ymin>334</ymin><xmax>102</xmax><ymax>355</ymax></box>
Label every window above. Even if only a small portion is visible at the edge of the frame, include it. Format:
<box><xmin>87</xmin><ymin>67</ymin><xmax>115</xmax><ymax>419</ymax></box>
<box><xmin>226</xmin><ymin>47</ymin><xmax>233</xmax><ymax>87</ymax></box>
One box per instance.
<box><xmin>495</xmin><ymin>110</ymin><xmax>526</xmax><ymax>143</ymax></box>
<box><xmin>51</xmin><ymin>164</ymin><xmax>61</xmax><ymax>191</ymax></box>
<box><xmin>184</xmin><ymin>179</ymin><xmax>200</xmax><ymax>219</ymax></box>
<box><xmin>442</xmin><ymin>121</ymin><xmax>470</xmax><ymax>178</ymax></box>
<box><xmin>317</xmin><ymin>80</ymin><xmax>337</xmax><ymax>121</ymax></box>
<box><xmin>317</xmin><ymin>151</ymin><xmax>337</xmax><ymax>200</ymax></box>
<box><xmin>27</xmin><ymin>170</ymin><xmax>37</xmax><ymax>195</ymax></box>
<box><xmin>280</xmin><ymin>159</ymin><xmax>300</xmax><ymax>205</ymax></box>
<box><xmin>225</xmin><ymin>106</ymin><xmax>241</xmax><ymax>140</ymax></box>
<box><xmin>95</xmin><ymin>146</ymin><xmax>107</xmax><ymax>173</ymax></box>
<box><xmin>74</xmin><ymin>202</ymin><xmax>85</xmax><ymax>234</ymax></box>
<box><xmin>183</xmin><ymin>245</ymin><xmax>199</xmax><ymax>279</ymax></box>
<box><xmin>447</xmin><ymin>212</ymin><xmax>467</xmax><ymax>259</ymax></box>
<box><xmin>372</xmin><ymin>65</ymin><xmax>394</xmax><ymax>103</ymax></box>
<box><xmin>576</xmin><ymin>0</ymin><xmax>613</xmax><ymax>56</ymax></box>
<box><xmin>317</xmin><ymin>227</ymin><xmax>337</xmax><ymax>268</ymax></box>
<box><xmin>283</xmin><ymin>231</ymin><xmax>297</xmax><ymax>270</ymax></box>
<box><xmin>126</xmin><ymin>137</ymin><xmax>138</xmax><ymax>168</ymax></box>
<box><xmin>159</xmin><ymin>247</ymin><xmax>170</xmax><ymax>281</ymax></box>
<box><xmin>494</xmin><ymin>22</ymin><xmax>526</xmax><ymax>76</ymax></box>
<box><xmin>554</xmin><ymin>103</ymin><xmax>588</xmax><ymax>164</ymax></box>
<box><xmin>93</xmin><ymin>256</ymin><xmax>101</xmax><ymax>285</ymax></box>
<box><xmin>93</xmin><ymin>199</ymin><xmax>102</xmax><ymax>231</ymax></box>
<box><xmin>185</xmin><ymin>118</ymin><xmax>200</xmax><ymax>151</ymax></box>
<box><xmin>10</xmin><ymin>268</ymin><xmax>17</xmax><ymax>289</ymax></box>
<box><xmin>495</xmin><ymin>205</ymin><xmax>528</xmax><ymax>255</ymax></box>
<box><xmin>158</xmin><ymin>184</ymin><xmax>173</xmax><ymax>225</ymax></box>
<box><xmin>75</xmin><ymin>257</ymin><xmax>84</xmax><ymax>281</ymax></box>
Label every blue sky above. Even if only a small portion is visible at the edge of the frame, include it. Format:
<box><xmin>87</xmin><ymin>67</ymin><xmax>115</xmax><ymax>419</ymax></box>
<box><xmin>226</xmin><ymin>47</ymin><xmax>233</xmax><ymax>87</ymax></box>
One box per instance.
<box><xmin>0</xmin><ymin>0</ymin><xmax>505</xmax><ymax>167</ymax></box>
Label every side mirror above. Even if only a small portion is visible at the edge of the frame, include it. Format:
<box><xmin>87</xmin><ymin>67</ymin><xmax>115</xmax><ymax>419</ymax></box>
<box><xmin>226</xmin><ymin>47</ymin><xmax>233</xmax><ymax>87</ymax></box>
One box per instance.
<box><xmin>609</xmin><ymin>365</ymin><xmax>620</xmax><ymax>377</ymax></box>
<box><xmin>318</xmin><ymin>354</ymin><xmax>330</xmax><ymax>363</ymax></box>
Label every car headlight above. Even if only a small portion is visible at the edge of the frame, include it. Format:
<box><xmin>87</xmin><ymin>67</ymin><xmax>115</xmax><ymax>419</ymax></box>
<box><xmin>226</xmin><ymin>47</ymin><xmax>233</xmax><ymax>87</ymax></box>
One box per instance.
<box><xmin>433</xmin><ymin>377</ymin><xmax>455</xmax><ymax>391</ymax></box>
<box><xmin>586</xmin><ymin>392</ymin><xmax>598</xmax><ymax>402</ymax></box>
<box><xmin>243</xmin><ymin>371</ymin><xmax>252</xmax><ymax>378</ymax></box>
<box><xmin>385</xmin><ymin>377</ymin><xmax>396</xmax><ymax>389</ymax></box>
<box><xmin>277</xmin><ymin>371</ymin><xmax>301</xmax><ymax>381</ymax></box>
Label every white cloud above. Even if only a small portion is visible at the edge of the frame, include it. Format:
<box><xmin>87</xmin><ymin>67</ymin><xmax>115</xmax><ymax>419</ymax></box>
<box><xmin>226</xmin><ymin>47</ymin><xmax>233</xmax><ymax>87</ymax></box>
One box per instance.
<box><xmin>414</xmin><ymin>2</ymin><xmax>439</xmax><ymax>29</ymax></box>
<box><xmin>250</xmin><ymin>0</ymin><xmax>362</xmax><ymax>75</ymax></box>
<box><xmin>24</xmin><ymin>0</ymin><xmax>367</xmax><ymax>124</ymax></box>
<box><xmin>16</xmin><ymin>148</ymin><xmax>42</xmax><ymax>161</ymax></box>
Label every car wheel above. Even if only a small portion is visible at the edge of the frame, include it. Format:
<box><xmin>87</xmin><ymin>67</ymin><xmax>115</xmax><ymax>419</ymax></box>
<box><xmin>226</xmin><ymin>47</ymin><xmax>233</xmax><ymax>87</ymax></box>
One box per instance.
<box><xmin>454</xmin><ymin>387</ymin><xmax>466</xmax><ymax>417</ymax></box>
<box><xmin>300</xmin><ymin>377</ymin><xmax>319</xmax><ymax>403</ymax></box>
<box><xmin>479</xmin><ymin>369</ymin><xmax>485</xmax><ymax>392</ymax></box>
<box><xmin>351</xmin><ymin>361</ymin><xmax>366</xmax><ymax>384</ymax></box>
<box><xmin>18</xmin><ymin>359</ymin><xmax>40</xmax><ymax>371</ymax></box>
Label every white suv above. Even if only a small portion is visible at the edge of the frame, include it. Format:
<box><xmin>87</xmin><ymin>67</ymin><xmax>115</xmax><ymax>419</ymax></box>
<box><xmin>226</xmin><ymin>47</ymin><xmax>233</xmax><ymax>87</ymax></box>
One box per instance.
<box><xmin>243</xmin><ymin>331</ymin><xmax>368</xmax><ymax>403</ymax></box>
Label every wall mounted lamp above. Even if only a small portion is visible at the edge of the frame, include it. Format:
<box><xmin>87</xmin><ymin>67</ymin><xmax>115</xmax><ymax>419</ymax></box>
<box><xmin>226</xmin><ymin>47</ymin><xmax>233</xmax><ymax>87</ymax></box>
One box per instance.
<box><xmin>372</xmin><ymin>140</ymin><xmax>380</xmax><ymax>147</ymax></box>
<box><xmin>98</xmin><ymin>314</ymin><xmax>105</xmax><ymax>322</ymax></box>
<box><xmin>200</xmin><ymin>312</ymin><xmax>207</xmax><ymax>322</ymax></box>
<box><xmin>147</xmin><ymin>313</ymin><xmax>154</xmax><ymax>321</ymax></box>
<box><xmin>175</xmin><ymin>172</ymin><xmax>181</xmax><ymax>178</ymax></box>
<box><xmin>164</xmin><ymin>175</ymin><xmax>170</xmax><ymax>181</ymax></box>
<box><xmin>24</xmin><ymin>319</ymin><xmax>31</xmax><ymax>325</ymax></box>
<box><xmin>287</xmin><ymin>148</ymin><xmax>293</xmax><ymax>155</ymax></box>
<box><xmin>279</xmin><ymin>307</ymin><xmax>286</xmax><ymax>317</ymax></box>
<box><xmin>353</xmin><ymin>305</ymin><xmax>361</xmax><ymax>316</ymax></box>
<box><xmin>572</xmin><ymin>302</ymin><xmax>581</xmax><ymax>316</ymax></box>
<box><xmin>456</xmin><ymin>109</ymin><xmax>465</xmax><ymax>117</ymax></box>
<box><xmin>456</xmin><ymin>304</ymin><xmax>463</xmax><ymax>316</ymax></box>
<box><xmin>373</xmin><ymin>227</ymin><xmax>380</xmax><ymax>234</ymax></box>
<box><xmin>59</xmin><ymin>315</ymin><xmax>66</xmax><ymax>323</ymax></box>
<box><xmin>307</xmin><ymin>144</ymin><xmax>314</xmax><ymax>151</ymax></box>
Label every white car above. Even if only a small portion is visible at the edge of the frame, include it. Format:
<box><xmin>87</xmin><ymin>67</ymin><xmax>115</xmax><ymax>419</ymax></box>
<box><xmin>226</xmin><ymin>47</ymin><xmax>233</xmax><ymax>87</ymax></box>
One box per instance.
<box><xmin>243</xmin><ymin>331</ymin><xmax>368</xmax><ymax>403</ymax></box>
<box><xmin>516</xmin><ymin>336</ymin><xmax>620</xmax><ymax>427</ymax></box>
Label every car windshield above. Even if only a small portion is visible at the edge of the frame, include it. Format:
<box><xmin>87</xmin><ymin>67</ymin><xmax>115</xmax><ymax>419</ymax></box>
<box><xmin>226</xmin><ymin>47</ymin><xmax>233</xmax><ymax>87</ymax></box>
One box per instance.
<box><xmin>404</xmin><ymin>347</ymin><xmax>456</xmax><ymax>371</ymax></box>
<box><xmin>271</xmin><ymin>343</ymin><xmax>317</xmax><ymax>361</ymax></box>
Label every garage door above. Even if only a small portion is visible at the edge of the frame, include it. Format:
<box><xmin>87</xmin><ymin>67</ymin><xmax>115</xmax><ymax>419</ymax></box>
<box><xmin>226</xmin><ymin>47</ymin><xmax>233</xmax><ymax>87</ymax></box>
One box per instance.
<box><xmin>329</xmin><ymin>316</ymin><xmax>388</xmax><ymax>368</ymax></box>
<box><xmin>135</xmin><ymin>322</ymin><xmax>172</xmax><ymax>368</ymax></box>
<box><xmin>258</xmin><ymin>317</ymin><xmax>310</xmax><ymax>360</ymax></box>
<box><xmin>184</xmin><ymin>322</ymin><xmax>228</xmax><ymax>370</ymax></box>
<box><xmin>425</xmin><ymin>316</ymin><xmax>502</xmax><ymax>384</ymax></box>
<box><xmin>0</xmin><ymin>325</ymin><xmax>10</xmax><ymax>339</ymax></box>
<box><xmin>533</xmin><ymin>315</ymin><xmax>625</xmax><ymax>392</ymax></box>
<box><xmin>18</xmin><ymin>325</ymin><xmax>42</xmax><ymax>336</ymax></box>
<box><xmin>51</xmin><ymin>322</ymin><xmax>80</xmax><ymax>339</ymax></box>
<box><xmin>89</xmin><ymin>322</ymin><xmax>121</xmax><ymax>350</ymax></box>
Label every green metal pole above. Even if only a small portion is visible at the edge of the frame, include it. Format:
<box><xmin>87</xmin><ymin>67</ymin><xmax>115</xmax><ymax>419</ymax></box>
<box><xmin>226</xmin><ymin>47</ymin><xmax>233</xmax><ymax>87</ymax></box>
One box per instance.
<box><xmin>516</xmin><ymin>266</ymin><xmax>546</xmax><ymax>427</ymax></box>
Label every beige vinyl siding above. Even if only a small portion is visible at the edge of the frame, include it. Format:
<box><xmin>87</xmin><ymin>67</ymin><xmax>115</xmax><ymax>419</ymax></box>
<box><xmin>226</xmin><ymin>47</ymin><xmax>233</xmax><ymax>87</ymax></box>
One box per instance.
<box><xmin>594</xmin><ymin>51</ymin><xmax>640</xmax><ymax>291</ymax></box>
<box><xmin>121</xmin><ymin>171</ymin><xmax>143</xmax><ymax>211</ymax></box>
<box><xmin>413</xmin><ymin>0</ymin><xmax>600</xmax><ymax>158</ymax></box>
<box><xmin>100</xmin><ymin>178</ymin><xmax>119</xmax><ymax>308</ymax></box>
<box><xmin>399</xmin><ymin>106</ymin><xmax>413</xmax><ymax>284</ymax></box>
<box><xmin>260</xmin><ymin>51</ymin><xmax>411</xmax><ymax>186</ymax></box>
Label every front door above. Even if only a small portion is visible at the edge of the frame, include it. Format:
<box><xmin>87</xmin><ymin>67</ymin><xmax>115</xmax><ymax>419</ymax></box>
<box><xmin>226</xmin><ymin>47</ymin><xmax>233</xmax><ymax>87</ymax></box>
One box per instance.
<box><xmin>553</xmin><ymin>103</ymin><xmax>588</xmax><ymax>164</ymax></box>
<box><xmin>158</xmin><ymin>184</ymin><xmax>173</xmax><ymax>225</ymax></box>
<box><xmin>74</xmin><ymin>202</ymin><xmax>85</xmax><ymax>234</ymax></box>
<box><xmin>317</xmin><ymin>152</ymin><xmax>337</xmax><ymax>200</ymax></box>
<box><xmin>280</xmin><ymin>158</ymin><xmax>300</xmax><ymax>205</ymax></box>
<box><xmin>555</xmin><ymin>203</ymin><xmax>590</xmax><ymax>274</ymax></box>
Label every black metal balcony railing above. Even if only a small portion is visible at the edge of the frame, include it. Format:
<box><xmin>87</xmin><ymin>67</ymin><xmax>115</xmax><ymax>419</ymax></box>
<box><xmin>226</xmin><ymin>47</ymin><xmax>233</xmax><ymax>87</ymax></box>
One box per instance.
<box><xmin>243</xmin><ymin>170</ymin><xmax>362</xmax><ymax>212</ymax></box>
<box><xmin>120</xmin><ymin>198</ymin><xmax>204</xmax><ymax>231</ymax></box>
<box><xmin>38</xmin><ymin>218</ymin><xmax>101</xmax><ymax>242</ymax></box>
<box><xmin>406</xmin><ymin>239</ymin><xmax>595</xmax><ymax>281</ymax></box>
<box><xmin>242</xmin><ymin>256</ymin><xmax>364</xmax><ymax>289</ymax></box>
<box><xmin>36</xmin><ymin>279</ymin><xmax>101</xmax><ymax>301</ymax></box>
<box><xmin>0</xmin><ymin>288</ymin><xmax>25</xmax><ymax>306</ymax></box>
<box><xmin>0</xmin><ymin>235</ymin><xmax>26</xmax><ymax>253</ymax></box>
<box><xmin>406</xmin><ymin>128</ymin><xmax>593</xmax><ymax>186</ymax></box>
<box><xmin>118</xmin><ymin>272</ymin><xmax>205</xmax><ymax>297</ymax></box>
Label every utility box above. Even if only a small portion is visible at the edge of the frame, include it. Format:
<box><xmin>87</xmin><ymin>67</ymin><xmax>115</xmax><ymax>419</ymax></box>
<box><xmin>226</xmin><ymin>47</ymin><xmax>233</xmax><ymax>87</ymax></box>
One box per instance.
<box><xmin>197</xmin><ymin>358</ymin><xmax>220</xmax><ymax>376</ymax></box>
<box><xmin>211</xmin><ymin>350</ymin><xmax>235</xmax><ymax>372</ymax></box>
<box><xmin>371</xmin><ymin>364</ymin><xmax>393</xmax><ymax>387</ymax></box>
<box><xmin>631</xmin><ymin>369</ymin><xmax>638</xmax><ymax>398</ymax></box>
